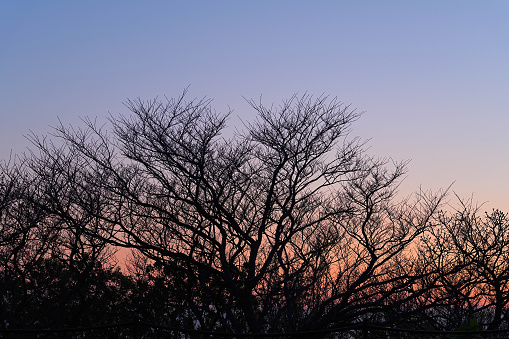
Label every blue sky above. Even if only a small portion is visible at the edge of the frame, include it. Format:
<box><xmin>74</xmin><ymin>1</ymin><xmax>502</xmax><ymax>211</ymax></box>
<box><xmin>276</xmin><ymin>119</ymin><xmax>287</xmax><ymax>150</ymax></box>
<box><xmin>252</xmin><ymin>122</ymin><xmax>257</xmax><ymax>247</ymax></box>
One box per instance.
<box><xmin>1</xmin><ymin>1</ymin><xmax>508</xmax><ymax>210</ymax></box>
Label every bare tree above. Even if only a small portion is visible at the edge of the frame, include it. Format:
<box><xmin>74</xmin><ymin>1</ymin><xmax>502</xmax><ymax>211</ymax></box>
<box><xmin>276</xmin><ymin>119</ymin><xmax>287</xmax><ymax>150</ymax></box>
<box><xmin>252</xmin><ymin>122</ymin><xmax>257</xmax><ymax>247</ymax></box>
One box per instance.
<box><xmin>15</xmin><ymin>91</ymin><xmax>449</xmax><ymax>335</ymax></box>
<box><xmin>0</xmin><ymin>138</ymin><xmax>122</xmax><ymax>329</ymax></box>
<box><xmin>437</xmin><ymin>201</ymin><xmax>509</xmax><ymax>330</ymax></box>
<box><xmin>0</xmin><ymin>158</ymin><xmax>61</xmax><ymax>327</ymax></box>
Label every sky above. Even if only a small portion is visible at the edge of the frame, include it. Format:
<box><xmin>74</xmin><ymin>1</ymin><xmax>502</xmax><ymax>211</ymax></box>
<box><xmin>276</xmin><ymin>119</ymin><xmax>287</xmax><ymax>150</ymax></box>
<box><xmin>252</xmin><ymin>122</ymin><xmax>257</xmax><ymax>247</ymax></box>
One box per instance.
<box><xmin>1</xmin><ymin>1</ymin><xmax>508</xmax><ymax>211</ymax></box>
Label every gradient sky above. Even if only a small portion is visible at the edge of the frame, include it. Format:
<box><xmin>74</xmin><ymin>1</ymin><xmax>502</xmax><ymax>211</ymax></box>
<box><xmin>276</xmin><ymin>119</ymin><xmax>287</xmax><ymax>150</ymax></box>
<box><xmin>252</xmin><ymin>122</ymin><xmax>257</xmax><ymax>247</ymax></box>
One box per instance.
<box><xmin>1</xmin><ymin>1</ymin><xmax>508</xmax><ymax>211</ymax></box>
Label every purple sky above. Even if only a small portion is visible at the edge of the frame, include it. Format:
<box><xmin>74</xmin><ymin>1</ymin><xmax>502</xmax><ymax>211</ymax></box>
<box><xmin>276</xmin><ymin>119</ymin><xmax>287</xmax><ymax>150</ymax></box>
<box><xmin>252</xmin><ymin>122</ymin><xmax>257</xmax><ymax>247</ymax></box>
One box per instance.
<box><xmin>1</xmin><ymin>1</ymin><xmax>508</xmax><ymax>210</ymax></box>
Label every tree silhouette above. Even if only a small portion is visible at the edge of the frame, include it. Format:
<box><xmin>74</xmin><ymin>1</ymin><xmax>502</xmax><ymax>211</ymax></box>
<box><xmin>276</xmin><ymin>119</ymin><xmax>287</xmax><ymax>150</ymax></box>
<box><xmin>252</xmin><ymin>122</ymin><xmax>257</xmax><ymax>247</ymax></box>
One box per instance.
<box><xmin>438</xmin><ymin>203</ymin><xmax>509</xmax><ymax>330</ymax></box>
<box><xmin>6</xmin><ymin>92</ymin><xmax>445</xmax><ymax>335</ymax></box>
<box><xmin>5</xmin><ymin>91</ymin><xmax>509</xmax><ymax>336</ymax></box>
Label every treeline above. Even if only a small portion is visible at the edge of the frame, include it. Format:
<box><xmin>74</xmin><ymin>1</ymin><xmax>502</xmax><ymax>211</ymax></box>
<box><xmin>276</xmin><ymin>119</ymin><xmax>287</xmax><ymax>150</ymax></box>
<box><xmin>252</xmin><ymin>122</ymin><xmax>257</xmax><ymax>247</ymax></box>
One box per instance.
<box><xmin>1</xmin><ymin>92</ymin><xmax>509</xmax><ymax>337</ymax></box>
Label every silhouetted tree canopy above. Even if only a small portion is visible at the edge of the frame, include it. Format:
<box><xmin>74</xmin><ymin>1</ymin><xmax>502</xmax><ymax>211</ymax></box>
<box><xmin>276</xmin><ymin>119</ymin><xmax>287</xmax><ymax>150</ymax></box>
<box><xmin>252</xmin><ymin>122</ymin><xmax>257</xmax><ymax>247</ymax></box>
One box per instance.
<box><xmin>1</xmin><ymin>91</ymin><xmax>509</xmax><ymax>337</ymax></box>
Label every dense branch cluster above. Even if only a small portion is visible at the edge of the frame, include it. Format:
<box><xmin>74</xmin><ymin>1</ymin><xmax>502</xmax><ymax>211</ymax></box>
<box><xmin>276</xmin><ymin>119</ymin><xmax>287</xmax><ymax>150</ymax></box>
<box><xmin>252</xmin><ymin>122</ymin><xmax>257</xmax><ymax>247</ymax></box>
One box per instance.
<box><xmin>1</xmin><ymin>92</ymin><xmax>508</xmax><ymax>337</ymax></box>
